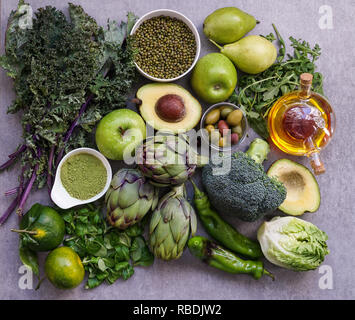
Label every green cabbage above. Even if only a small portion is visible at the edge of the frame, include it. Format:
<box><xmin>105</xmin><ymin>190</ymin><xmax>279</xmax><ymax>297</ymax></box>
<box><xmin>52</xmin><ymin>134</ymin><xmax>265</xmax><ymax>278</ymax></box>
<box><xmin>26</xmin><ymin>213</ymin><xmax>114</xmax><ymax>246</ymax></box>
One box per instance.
<box><xmin>257</xmin><ymin>217</ymin><xmax>329</xmax><ymax>271</ymax></box>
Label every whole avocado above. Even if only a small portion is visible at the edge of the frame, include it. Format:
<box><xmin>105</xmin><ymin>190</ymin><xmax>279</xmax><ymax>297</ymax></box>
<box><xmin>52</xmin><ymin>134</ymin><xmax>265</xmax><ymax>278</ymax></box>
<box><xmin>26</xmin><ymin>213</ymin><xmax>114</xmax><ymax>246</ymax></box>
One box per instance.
<box><xmin>203</xmin><ymin>7</ymin><xmax>257</xmax><ymax>44</ymax></box>
<box><xmin>202</xmin><ymin>139</ymin><xmax>286</xmax><ymax>222</ymax></box>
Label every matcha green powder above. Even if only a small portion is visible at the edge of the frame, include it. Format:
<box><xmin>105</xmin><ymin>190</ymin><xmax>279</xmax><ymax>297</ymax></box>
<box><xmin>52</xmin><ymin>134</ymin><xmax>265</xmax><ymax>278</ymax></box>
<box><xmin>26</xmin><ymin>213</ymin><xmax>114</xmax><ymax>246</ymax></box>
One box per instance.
<box><xmin>61</xmin><ymin>153</ymin><xmax>107</xmax><ymax>200</ymax></box>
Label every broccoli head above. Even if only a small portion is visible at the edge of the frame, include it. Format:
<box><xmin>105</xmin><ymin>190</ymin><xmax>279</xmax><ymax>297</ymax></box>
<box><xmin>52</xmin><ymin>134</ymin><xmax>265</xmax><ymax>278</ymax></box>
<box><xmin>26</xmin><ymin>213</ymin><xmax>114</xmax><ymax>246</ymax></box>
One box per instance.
<box><xmin>202</xmin><ymin>139</ymin><xmax>287</xmax><ymax>222</ymax></box>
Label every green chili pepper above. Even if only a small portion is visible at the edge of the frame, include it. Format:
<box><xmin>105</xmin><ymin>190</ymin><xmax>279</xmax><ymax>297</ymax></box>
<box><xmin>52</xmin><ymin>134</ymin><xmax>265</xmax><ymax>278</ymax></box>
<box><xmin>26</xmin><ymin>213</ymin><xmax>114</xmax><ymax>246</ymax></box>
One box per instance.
<box><xmin>188</xmin><ymin>236</ymin><xmax>274</xmax><ymax>280</ymax></box>
<box><xmin>190</xmin><ymin>180</ymin><xmax>262</xmax><ymax>259</ymax></box>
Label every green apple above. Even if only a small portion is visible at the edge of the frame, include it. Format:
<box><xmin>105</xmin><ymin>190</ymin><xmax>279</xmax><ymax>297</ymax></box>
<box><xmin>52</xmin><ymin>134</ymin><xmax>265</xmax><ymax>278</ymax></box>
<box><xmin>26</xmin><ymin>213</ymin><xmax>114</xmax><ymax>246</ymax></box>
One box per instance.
<box><xmin>191</xmin><ymin>53</ymin><xmax>237</xmax><ymax>104</ymax></box>
<box><xmin>95</xmin><ymin>109</ymin><xmax>146</xmax><ymax>161</ymax></box>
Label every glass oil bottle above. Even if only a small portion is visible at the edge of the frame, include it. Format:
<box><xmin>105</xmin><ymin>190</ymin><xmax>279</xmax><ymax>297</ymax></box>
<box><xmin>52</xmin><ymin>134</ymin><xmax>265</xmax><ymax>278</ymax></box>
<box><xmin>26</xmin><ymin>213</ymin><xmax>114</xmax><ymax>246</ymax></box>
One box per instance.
<box><xmin>268</xmin><ymin>73</ymin><xmax>335</xmax><ymax>175</ymax></box>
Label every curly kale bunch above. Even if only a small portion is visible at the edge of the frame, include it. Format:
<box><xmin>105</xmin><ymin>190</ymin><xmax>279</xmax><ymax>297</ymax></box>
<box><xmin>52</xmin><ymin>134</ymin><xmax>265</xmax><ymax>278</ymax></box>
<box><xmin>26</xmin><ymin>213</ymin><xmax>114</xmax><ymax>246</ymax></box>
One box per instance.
<box><xmin>0</xmin><ymin>1</ymin><xmax>137</xmax><ymax>223</ymax></box>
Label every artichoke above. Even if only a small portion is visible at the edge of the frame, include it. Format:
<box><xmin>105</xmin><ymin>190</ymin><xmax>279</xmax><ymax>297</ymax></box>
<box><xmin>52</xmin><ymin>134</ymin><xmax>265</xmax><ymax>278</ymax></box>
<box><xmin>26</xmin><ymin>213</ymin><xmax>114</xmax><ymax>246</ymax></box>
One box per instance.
<box><xmin>149</xmin><ymin>185</ymin><xmax>197</xmax><ymax>260</ymax></box>
<box><xmin>136</xmin><ymin>135</ymin><xmax>206</xmax><ymax>187</ymax></box>
<box><xmin>106</xmin><ymin>168</ymin><xmax>159</xmax><ymax>229</ymax></box>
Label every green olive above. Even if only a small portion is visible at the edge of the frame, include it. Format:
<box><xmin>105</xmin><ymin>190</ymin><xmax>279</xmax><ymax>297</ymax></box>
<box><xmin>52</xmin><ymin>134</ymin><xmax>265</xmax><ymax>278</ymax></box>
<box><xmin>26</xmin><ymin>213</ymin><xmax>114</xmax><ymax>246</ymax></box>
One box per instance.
<box><xmin>219</xmin><ymin>136</ymin><xmax>227</xmax><ymax>148</ymax></box>
<box><xmin>210</xmin><ymin>129</ymin><xmax>221</xmax><ymax>144</ymax></box>
<box><xmin>227</xmin><ymin>109</ymin><xmax>243</xmax><ymax>126</ymax></box>
<box><xmin>220</xmin><ymin>106</ymin><xmax>234</xmax><ymax>119</ymax></box>
<box><xmin>205</xmin><ymin>124</ymin><xmax>215</xmax><ymax>134</ymax></box>
<box><xmin>232</xmin><ymin>124</ymin><xmax>243</xmax><ymax>136</ymax></box>
<box><xmin>205</xmin><ymin>109</ymin><xmax>221</xmax><ymax>125</ymax></box>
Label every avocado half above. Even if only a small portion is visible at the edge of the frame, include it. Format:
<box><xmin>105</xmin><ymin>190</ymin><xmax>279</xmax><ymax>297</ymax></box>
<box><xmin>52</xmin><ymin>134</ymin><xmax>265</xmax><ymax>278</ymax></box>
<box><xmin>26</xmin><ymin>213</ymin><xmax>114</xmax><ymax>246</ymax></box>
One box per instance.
<box><xmin>136</xmin><ymin>83</ymin><xmax>202</xmax><ymax>133</ymax></box>
<box><xmin>267</xmin><ymin>159</ymin><xmax>320</xmax><ymax>216</ymax></box>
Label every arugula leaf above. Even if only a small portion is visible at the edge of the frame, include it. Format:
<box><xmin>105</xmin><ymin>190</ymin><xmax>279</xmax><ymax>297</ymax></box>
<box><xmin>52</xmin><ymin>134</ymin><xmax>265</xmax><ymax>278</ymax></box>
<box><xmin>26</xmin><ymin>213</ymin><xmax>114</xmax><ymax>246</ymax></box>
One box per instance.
<box><xmin>230</xmin><ymin>24</ymin><xmax>324</xmax><ymax>139</ymax></box>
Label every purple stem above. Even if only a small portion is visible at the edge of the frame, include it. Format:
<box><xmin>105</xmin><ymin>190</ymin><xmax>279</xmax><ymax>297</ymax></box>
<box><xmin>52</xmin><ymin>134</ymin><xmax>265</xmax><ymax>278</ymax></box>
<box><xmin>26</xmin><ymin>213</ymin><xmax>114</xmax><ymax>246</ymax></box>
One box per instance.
<box><xmin>55</xmin><ymin>94</ymin><xmax>94</xmax><ymax>167</ymax></box>
<box><xmin>5</xmin><ymin>187</ymin><xmax>19</xmax><ymax>196</ymax></box>
<box><xmin>16</xmin><ymin>164</ymin><xmax>38</xmax><ymax>216</ymax></box>
<box><xmin>8</xmin><ymin>144</ymin><xmax>27</xmax><ymax>159</ymax></box>
<box><xmin>0</xmin><ymin>156</ymin><xmax>18</xmax><ymax>171</ymax></box>
<box><xmin>1</xmin><ymin>145</ymin><xmax>27</xmax><ymax>171</ymax></box>
<box><xmin>18</xmin><ymin>167</ymin><xmax>25</xmax><ymax>196</ymax></box>
<box><xmin>0</xmin><ymin>195</ymin><xmax>20</xmax><ymax>225</ymax></box>
<box><xmin>0</xmin><ymin>167</ymin><xmax>27</xmax><ymax>224</ymax></box>
<box><xmin>47</xmin><ymin>145</ymin><xmax>55</xmax><ymax>192</ymax></box>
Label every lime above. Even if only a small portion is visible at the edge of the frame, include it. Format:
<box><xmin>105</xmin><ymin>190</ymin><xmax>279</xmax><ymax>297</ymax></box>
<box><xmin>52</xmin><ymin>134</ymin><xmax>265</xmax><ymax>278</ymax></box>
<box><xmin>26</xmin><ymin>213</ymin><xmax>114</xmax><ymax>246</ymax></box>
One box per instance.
<box><xmin>45</xmin><ymin>246</ymin><xmax>85</xmax><ymax>289</ymax></box>
<box><xmin>13</xmin><ymin>204</ymin><xmax>65</xmax><ymax>252</ymax></box>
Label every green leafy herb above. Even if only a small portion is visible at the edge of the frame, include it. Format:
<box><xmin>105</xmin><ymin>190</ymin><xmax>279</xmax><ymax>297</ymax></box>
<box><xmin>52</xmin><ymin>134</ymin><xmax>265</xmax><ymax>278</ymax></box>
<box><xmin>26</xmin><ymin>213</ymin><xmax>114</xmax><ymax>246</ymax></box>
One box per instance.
<box><xmin>59</xmin><ymin>204</ymin><xmax>153</xmax><ymax>289</ymax></box>
<box><xmin>230</xmin><ymin>24</ymin><xmax>324</xmax><ymax>139</ymax></box>
<box><xmin>0</xmin><ymin>1</ymin><xmax>137</xmax><ymax>223</ymax></box>
<box><xmin>19</xmin><ymin>242</ymin><xmax>39</xmax><ymax>277</ymax></box>
<box><xmin>130</xmin><ymin>236</ymin><xmax>155</xmax><ymax>266</ymax></box>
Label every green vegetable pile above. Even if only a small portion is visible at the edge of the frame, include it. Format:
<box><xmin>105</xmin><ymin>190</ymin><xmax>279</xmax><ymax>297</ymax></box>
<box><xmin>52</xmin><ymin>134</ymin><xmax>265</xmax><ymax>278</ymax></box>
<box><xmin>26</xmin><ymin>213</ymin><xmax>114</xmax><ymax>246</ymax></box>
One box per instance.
<box><xmin>230</xmin><ymin>24</ymin><xmax>324</xmax><ymax>139</ymax></box>
<box><xmin>1</xmin><ymin>2</ymin><xmax>332</xmax><ymax>291</ymax></box>
<box><xmin>60</xmin><ymin>204</ymin><xmax>153</xmax><ymax>289</ymax></box>
<box><xmin>0</xmin><ymin>1</ymin><xmax>137</xmax><ymax>222</ymax></box>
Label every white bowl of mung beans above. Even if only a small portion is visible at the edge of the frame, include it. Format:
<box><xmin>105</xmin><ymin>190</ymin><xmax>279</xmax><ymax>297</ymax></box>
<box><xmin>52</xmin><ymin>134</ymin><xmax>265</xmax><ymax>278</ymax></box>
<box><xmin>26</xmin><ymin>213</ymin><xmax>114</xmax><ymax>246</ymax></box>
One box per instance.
<box><xmin>130</xmin><ymin>9</ymin><xmax>201</xmax><ymax>82</ymax></box>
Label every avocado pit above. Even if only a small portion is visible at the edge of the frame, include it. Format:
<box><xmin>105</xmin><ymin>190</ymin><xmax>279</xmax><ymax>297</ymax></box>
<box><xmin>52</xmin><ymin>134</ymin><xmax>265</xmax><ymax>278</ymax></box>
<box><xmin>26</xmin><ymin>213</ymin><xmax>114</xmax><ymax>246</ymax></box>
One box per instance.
<box><xmin>155</xmin><ymin>94</ymin><xmax>186</xmax><ymax>123</ymax></box>
<box><xmin>136</xmin><ymin>83</ymin><xmax>202</xmax><ymax>133</ymax></box>
<box><xmin>279</xmin><ymin>171</ymin><xmax>306</xmax><ymax>200</ymax></box>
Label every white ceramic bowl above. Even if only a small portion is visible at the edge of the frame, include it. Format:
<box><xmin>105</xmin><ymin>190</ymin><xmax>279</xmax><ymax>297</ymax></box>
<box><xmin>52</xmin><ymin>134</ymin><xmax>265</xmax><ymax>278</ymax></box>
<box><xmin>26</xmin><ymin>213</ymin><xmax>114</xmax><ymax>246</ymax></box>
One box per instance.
<box><xmin>51</xmin><ymin>148</ymin><xmax>112</xmax><ymax>209</ymax></box>
<box><xmin>130</xmin><ymin>9</ymin><xmax>201</xmax><ymax>82</ymax></box>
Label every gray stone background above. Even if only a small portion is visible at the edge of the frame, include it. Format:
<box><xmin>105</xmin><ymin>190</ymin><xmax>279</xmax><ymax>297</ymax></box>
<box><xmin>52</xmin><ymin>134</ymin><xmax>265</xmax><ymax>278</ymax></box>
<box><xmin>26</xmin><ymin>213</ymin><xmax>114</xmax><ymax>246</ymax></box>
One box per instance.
<box><xmin>0</xmin><ymin>0</ymin><xmax>354</xmax><ymax>300</ymax></box>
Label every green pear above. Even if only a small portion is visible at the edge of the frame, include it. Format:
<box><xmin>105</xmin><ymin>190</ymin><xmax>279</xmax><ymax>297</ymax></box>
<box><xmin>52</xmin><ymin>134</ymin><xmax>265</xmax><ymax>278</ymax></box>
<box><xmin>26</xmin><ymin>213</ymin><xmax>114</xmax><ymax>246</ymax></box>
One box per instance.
<box><xmin>212</xmin><ymin>35</ymin><xmax>277</xmax><ymax>74</ymax></box>
<box><xmin>203</xmin><ymin>7</ymin><xmax>257</xmax><ymax>45</ymax></box>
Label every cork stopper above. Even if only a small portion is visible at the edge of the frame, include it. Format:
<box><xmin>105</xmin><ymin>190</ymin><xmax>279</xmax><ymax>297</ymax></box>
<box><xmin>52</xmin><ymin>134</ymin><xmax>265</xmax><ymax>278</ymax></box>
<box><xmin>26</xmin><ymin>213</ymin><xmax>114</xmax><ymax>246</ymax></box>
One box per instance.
<box><xmin>300</xmin><ymin>73</ymin><xmax>313</xmax><ymax>85</ymax></box>
<box><xmin>299</xmin><ymin>73</ymin><xmax>313</xmax><ymax>98</ymax></box>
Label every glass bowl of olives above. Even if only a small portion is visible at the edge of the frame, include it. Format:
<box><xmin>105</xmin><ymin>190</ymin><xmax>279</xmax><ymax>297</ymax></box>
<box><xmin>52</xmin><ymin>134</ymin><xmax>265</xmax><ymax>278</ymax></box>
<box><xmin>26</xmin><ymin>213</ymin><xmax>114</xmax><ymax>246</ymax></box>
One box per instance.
<box><xmin>130</xmin><ymin>9</ymin><xmax>201</xmax><ymax>82</ymax></box>
<box><xmin>200</xmin><ymin>102</ymin><xmax>248</xmax><ymax>152</ymax></box>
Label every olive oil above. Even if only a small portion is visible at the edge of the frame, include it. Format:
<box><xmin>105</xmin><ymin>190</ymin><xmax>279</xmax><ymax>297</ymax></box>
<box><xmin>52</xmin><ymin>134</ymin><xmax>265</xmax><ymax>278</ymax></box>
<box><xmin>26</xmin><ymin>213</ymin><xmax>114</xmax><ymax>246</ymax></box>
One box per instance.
<box><xmin>268</xmin><ymin>73</ymin><xmax>335</xmax><ymax>175</ymax></box>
